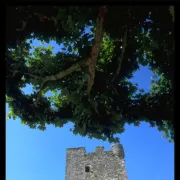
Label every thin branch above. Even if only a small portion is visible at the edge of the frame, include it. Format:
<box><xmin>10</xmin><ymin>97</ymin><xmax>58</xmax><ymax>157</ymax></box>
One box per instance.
<box><xmin>38</xmin><ymin>59</ymin><xmax>87</xmax><ymax>96</ymax></box>
<box><xmin>9</xmin><ymin>59</ymin><xmax>87</xmax><ymax>97</ymax></box>
<box><xmin>111</xmin><ymin>28</ymin><xmax>128</xmax><ymax>83</ymax></box>
<box><xmin>24</xmin><ymin>72</ymin><xmax>44</xmax><ymax>80</ymax></box>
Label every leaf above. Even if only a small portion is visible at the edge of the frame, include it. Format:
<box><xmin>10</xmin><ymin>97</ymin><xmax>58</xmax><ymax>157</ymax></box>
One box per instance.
<box><xmin>139</xmin><ymin>88</ymin><xmax>145</xmax><ymax>93</ymax></box>
<box><xmin>21</xmin><ymin>120</ymin><xmax>25</xmax><ymax>126</ymax></box>
<box><xmin>40</xmin><ymin>41</ymin><xmax>44</xmax><ymax>45</ymax></box>
<box><xmin>48</xmin><ymin>46</ymin><xmax>54</xmax><ymax>51</ymax></box>
<box><xmin>52</xmin><ymin>90</ymin><xmax>57</xmax><ymax>95</ymax></box>
<box><xmin>134</xmin><ymin>121</ymin><xmax>140</xmax><ymax>126</ymax></box>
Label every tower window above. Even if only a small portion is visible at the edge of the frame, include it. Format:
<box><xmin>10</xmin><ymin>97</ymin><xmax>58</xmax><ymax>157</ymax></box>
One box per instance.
<box><xmin>85</xmin><ymin>165</ymin><xmax>90</xmax><ymax>172</ymax></box>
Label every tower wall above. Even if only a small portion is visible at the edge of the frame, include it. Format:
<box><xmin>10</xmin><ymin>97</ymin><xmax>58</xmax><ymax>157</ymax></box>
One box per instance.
<box><xmin>65</xmin><ymin>144</ymin><xmax>127</xmax><ymax>180</ymax></box>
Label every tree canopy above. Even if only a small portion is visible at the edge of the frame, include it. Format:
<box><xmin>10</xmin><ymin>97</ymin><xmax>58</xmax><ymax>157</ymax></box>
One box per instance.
<box><xmin>6</xmin><ymin>5</ymin><xmax>174</xmax><ymax>142</ymax></box>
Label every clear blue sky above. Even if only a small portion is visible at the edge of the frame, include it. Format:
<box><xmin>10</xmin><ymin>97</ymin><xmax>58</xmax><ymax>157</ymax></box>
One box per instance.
<box><xmin>6</xmin><ymin>38</ymin><xmax>174</xmax><ymax>180</ymax></box>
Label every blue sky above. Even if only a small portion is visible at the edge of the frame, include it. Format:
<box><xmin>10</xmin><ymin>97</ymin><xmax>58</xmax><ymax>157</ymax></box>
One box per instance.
<box><xmin>6</xmin><ymin>38</ymin><xmax>174</xmax><ymax>180</ymax></box>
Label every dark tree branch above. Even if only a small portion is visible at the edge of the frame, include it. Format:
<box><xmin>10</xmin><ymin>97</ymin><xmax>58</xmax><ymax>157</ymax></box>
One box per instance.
<box><xmin>87</xmin><ymin>6</ymin><xmax>107</xmax><ymax>95</ymax></box>
<box><xmin>111</xmin><ymin>28</ymin><xmax>128</xmax><ymax>83</ymax></box>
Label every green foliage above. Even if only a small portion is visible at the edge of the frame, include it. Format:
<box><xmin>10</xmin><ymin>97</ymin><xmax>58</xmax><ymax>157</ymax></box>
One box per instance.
<box><xmin>6</xmin><ymin>6</ymin><xmax>174</xmax><ymax>143</ymax></box>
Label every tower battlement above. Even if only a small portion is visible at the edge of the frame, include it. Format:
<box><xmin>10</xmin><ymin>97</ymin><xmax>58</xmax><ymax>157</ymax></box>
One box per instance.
<box><xmin>65</xmin><ymin>143</ymin><xmax>127</xmax><ymax>180</ymax></box>
<box><xmin>66</xmin><ymin>147</ymin><xmax>86</xmax><ymax>156</ymax></box>
<box><xmin>67</xmin><ymin>144</ymin><xmax>124</xmax><ymax>158</ymax></box>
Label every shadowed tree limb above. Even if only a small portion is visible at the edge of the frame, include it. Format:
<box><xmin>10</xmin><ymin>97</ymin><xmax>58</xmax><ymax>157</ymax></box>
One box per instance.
<box><xmin>87</xmin><ymin>6</ymin><xmax>107</xmax><ymax>96</ymax></box>
<box><xmin>111</xmin><ymin>28</ymin><xmax>128</xmax><ymax>83</ymax></box>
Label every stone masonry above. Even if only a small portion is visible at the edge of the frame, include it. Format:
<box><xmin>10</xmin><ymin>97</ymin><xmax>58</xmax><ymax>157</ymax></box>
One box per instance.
<box><xmin>65</xmin><ymin>143</ymin><xmax>128</xmax><ymax>180</ymax></box>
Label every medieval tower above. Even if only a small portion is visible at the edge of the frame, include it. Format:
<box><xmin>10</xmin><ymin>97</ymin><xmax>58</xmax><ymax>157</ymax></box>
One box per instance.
<box><xmin>65</xmin><ymin>142</ymin><xmax>128</xmax><ymax>180</ymax></box>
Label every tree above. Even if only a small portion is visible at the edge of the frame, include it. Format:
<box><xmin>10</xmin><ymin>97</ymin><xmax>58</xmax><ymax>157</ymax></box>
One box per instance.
<box><xmin>6</xmin><ymin>5</ymin><xmax>174</xmax><ymax>142</ymax></box>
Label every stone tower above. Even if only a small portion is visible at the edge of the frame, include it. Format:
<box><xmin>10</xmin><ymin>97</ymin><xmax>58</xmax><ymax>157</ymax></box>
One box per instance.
<box><xmin>65</xmin><ymin>142</ymin><xmax>128</xmax><ymax>180</ymax></box>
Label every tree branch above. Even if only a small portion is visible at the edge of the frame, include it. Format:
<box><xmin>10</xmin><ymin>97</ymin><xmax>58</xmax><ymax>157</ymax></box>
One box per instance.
<box><xmin>111</xmin><ymin>28</ymin><xmax>128</xmax><ymax>83</ymax></box>
<box><xmin>87</xmin><ymin>6</ymin><xmax>107</xmax><ymax>95</ymax></box>
<box><xmin>38</xmin><ymin>59</ymin><xmax>87</xmax><ymax>95</ymax></box>
<box><xmin>9</xmin><ymin>59</ymin><xmax>87</xmax><ymax>97</ymax></box>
